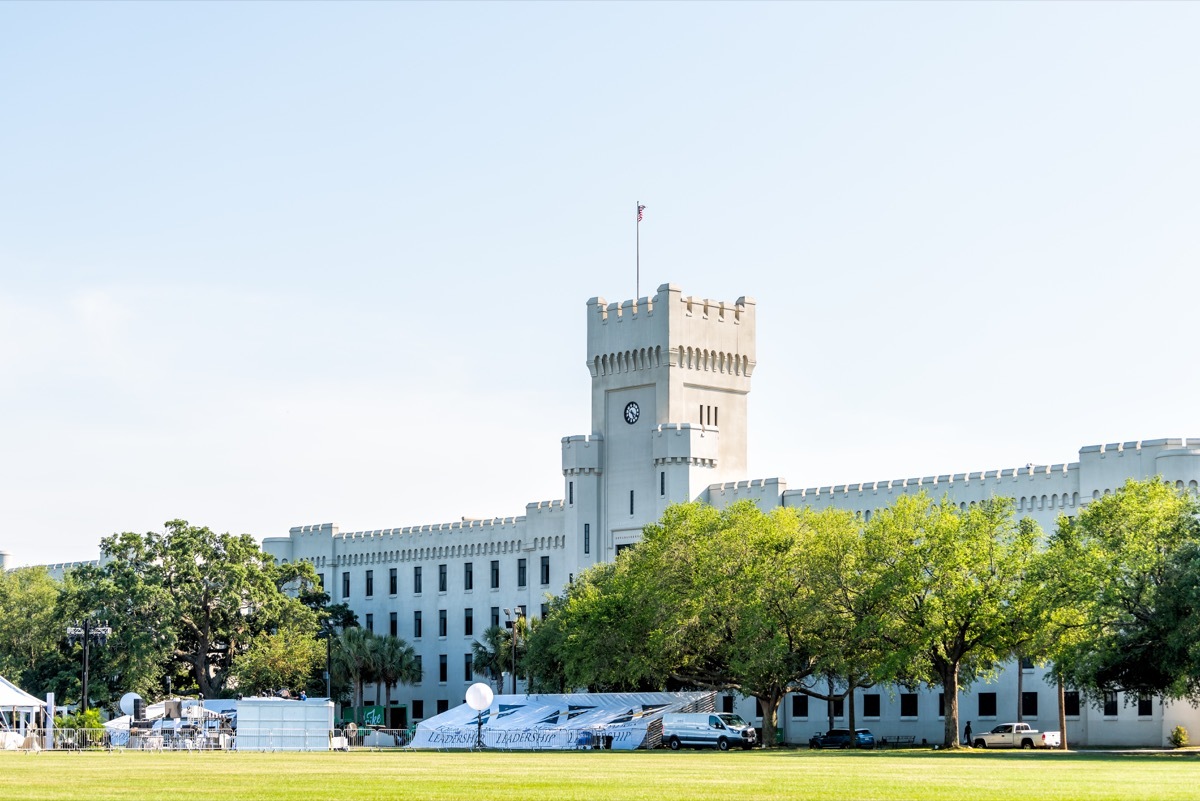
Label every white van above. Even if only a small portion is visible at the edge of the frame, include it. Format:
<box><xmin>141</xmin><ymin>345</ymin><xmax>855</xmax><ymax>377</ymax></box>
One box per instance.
<box><xmin>661</xmin><ymin>712</ymin><xmax>757</xmax><ymax>751</ymax></box>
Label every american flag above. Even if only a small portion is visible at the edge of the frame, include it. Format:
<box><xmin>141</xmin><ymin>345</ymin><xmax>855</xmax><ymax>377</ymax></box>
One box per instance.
<box><xmin>637</xmin><ymin>204</ymin><xmax>646</xmax><ymax>222</ymax></box>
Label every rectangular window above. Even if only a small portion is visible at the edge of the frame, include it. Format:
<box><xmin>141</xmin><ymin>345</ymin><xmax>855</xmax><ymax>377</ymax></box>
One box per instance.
<box><xmin>1104</xmin><ymin>691</ymin><xmax>1119</xmax><ymax>717</ymax></box>
<box><xmin>829</xmin><ymin>698</ymin><xmax>844</xmax><ymax>718</ymax></box>
<box><xmin>699</xmin><ymin>404</ymin><xmax>703</xmax><ymax>425</ymax></box>
<box><xmin>1022</xmin><ymin>692</ymin><xmax>1038</xmax><ymax>718</ymax></box>
<box><xmin>938</xmin><ymin>693</ymin><xmax>945</xmax><ymax>717</ymax></box>
<box><xmin>438</xmin><ymin>609</ymin><xmax>447</xmax><ymax>637</ymax></box>
<box><xmin>363</xmin><ymin>570</ymin><xmax>372</xmax><ymax>597</ymax></box>
<box><xmin>630</xmin><ymin>490</ymin><xmax>635</xmax><ymax>515</ymax></box>
<box><xmin>490</xmin><ymin>560</ymin><xmax>500</xmax><ymax>589</ymax></box>
<box><xmin>540</xmin><ymin>556</ymin><xmax>550</xmax><ymax>585</ymax></box>
<box><xmin>413</xmin><ymin>611</ymin><xmax>422</xmax><ymax>639</ymax></box>
<box><xmin>518</xmin><ymin>604</ymin><xmax>526</xmax><ymax>619</ymax></box>
<box><xmin>1138</xmin><ymin>694</ymin><xmax>1153</xmax><ymax>717</ymax></box>
<box><xmin>540</xmin><ymin>603</ymin><xmax>549</xmax><ymax>619</ymax></box>
<box><xmin>569</xmin><ymin>481</ymin><xmax>574</xmax><ymax>505</ymax></box>
<box><xmin>436</xmin><ymin>699</ymin><xmax>448</xmax><ymax>714</ymax></box>
<box><xmin>490</xmin><ymin>607</ymin><xmax>500</xmax><ymax>629</ymax></box>
<box><xmin>317</xmin><ymin>573</ymin><xmax>324</xmax><ymax>590</ymax></box>
<box><xmin>414</xmin><ymin>566</ymin><xmax>423</xmax><ymax>594</ymax></box>
<box><xmin>900</xmin><ymin>693</ymin><xmax>918</xmax><ymax>717</ymax></box>
<box><xmin>714</xmin><ymin>406</ymin><xmax>718</xmax><ymax>426</ymax></box>
<box><xmin>389</xmin><ymin>568</ymin><xmax>397</xmax><ymax>595</ymax></box>
<box><xmin>342</xmin><ymin>572</ymin><xmax>350</xmax><ymax>599</ymax></box>
<box><xmin>438</xmin><ymin>654</ymin><xmax>447</xmax><ymax>683</ymax></box>
<box><xmin>389</xmin><ymin>612</ymin><xmax>397</xmax><ymax>637</ymax></box>
<box><xmin>518</xmin><ymin>558</ymin><xmax>527</xmax><ymax>588</ymax></box>
<box><xmin>584</xmin><ymin>523</ymin><xmax>590</xmax><ymax>555</ymax></box>
<box><xmin>1020</xmin><ymin>656</ymin><xmax>1034</xmax><ymax>670</ymax></box>
<box><xmin>413</xmin><ymin>699</ymin><xmax>424</xmax><ymax>719</ymax></box>
<box><xmin>660</xmin><ymin>471</ymin><xmax>665</xmax><ymax>497</ymax></box>
<box><xmin>414</xmin><ymin>656</ymin><xmax>422</xmax><ymax>684</ymax></box>
<box><xmin>438</xmin><ymin>564</ymin><xmax>447</xmax><ymax>593</ymax></box>
<box><xmin>1064</xmin><ymin>691</ymin><xmax>1080</xmax><ymax>717</ymax></box>
<box><xmin>863</xmin><ymin>694</ymin><xmax>880</xmax><ymax>717</ymax></box>
<box><xmin>978</xmin><ymin>692</ymin><xmax>997</xmax><ymax>717</ymax></box>
<box><xmin>365</xmin><ymin>613</ymin><xmax>373</xmax><ymax>634</ymax></box>
<box><xmin>464</xmin><ymin>608</ymin><xmax>473</xmax><ymax>636</ymax></box>
<box><xmin>464</xmin><ymin>562</ymin><xmax>473</xmax><ymax>591</ymax></box>
<box><xmin>721</xmin><ymin>695</ymin><xmax>734</xmax><ymax>714</ymax></box>
<box><xmin>465</xmin><ymin>653</ymin><xmax>474</xmax><ymax>682</ymax></box>
<box><xmin>792</xmin><ymin>694</ymin><xmax>809</xmax><ymax>718</ymax></box>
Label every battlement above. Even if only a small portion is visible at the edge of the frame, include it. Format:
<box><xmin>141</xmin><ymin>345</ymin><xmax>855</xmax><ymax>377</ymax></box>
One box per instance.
<box><xmin>652</xmin><ymin>423</ymin><xmax>719</xmax><ymax>465</ymax></box>
<box><xmin>789</xmin><ymin>461</ymin><xmax>1081</xmax><ymax>501</ymax></box>
<box><xmin>586</xmin><ymin>284</ymin><xmax>757</xmax><ymax>379</ymax></box>
<box><xmin>562</xmin><ymin>434</ymin><xmax>604</xmax><ymax>474</ymax></box>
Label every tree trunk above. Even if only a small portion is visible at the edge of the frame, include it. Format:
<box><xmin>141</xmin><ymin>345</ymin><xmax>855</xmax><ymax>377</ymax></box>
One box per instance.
<box><xmin>826</xmin><ymin>676</ymin><xmax>835</xmax><ymax>732</ymax></box>
<box><xmin>846</xmin><ymin>682</ymin><xmax>857</xmax><ymax>748</ymax></box>
<box><xmin>942</xmin><ymin>665</ymin><xmax>960</xmax><ymax>748</ymax></box>
<box><xmin>1016</xmin><ymin>655</ymin><xmax>1024</xmax><ymax>722</ymax></box>
<box><xmin>1056</xmin><ymin>668</ymin><xmax>1068</xmax><ymax>751</ymax></box>
<box><xmin>757</xmin><ymin>692</ymin><xmax>782</xmax><ymax>747</ymax></box>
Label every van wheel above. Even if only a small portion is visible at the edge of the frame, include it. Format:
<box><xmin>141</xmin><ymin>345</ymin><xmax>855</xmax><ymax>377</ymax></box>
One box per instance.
<box><xmin>717</xmin><ymin>737</ymin><xmax>729</xmax><ymax>751</ymax></box>
<box><xmin>974</xmin><ymin>739</ymin><xmax>986</xmax><ymax>749</ymax></box>
<box><xmin>668</xmin><ymin>737</ymin><xmax>681</xmax><ymax>751</ymax></box>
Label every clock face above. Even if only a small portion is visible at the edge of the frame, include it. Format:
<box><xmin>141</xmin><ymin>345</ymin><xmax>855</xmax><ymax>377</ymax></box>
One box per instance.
<box><xmin>623</xmin><ymin>401</ymin><xmax>641</xmax><ymax>425</ymax></box>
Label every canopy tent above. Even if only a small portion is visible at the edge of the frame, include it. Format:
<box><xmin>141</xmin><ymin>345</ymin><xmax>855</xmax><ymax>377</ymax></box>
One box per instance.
<box><xmin>0</xmin><ymin>675</ymin><xmax>43</xmax><ymax>712</ymax></box>
<box><xmin>410</xmin><ymin>691</ymin><xmax>715</xmax><ymax>751</ymax></box>
<box><xmin>0</xmin><ymin>675</ymin><xmax>46</xmax><ymax>751</ymax></box>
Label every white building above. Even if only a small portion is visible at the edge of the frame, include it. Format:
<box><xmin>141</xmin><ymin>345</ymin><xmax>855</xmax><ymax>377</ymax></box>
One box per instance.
<box><xmin>239</xmin><ymin>283</ymin><xmax>1200</xmax><ymax>744</ymax></box>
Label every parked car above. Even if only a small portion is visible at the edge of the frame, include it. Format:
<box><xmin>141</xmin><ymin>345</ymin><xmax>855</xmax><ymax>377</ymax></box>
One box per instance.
<box><xmin>809</xmin><ymin>728</ymin><xmax>876</xmax><ymax>749</ymax></box>
<box><xmin>972</xmin><ymin>722</ymin><xmax>1061</xmax><ymax>749</ymax></box>
<box><xmin>662</xmin><ymin>712</ymin><xmax>758</xmax><ymax>751</ymax></box>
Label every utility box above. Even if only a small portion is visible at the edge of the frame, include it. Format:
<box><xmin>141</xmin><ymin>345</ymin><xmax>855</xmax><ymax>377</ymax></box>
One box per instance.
<box><xmin>235</xmin><ymin>698</ymin><xmax>334</xmax><ymax>751</ymax></box>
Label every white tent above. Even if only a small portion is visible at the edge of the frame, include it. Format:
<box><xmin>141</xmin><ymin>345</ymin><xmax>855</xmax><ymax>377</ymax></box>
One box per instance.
<box><xmin>0</xmin><ymin>675</ymin><xmax>45</xmax><ymax>751</ymax></box>
<box><xmin>0</xmin><ymin>675</ymin><xmax>43</xmax><ymax>711</ymax></box>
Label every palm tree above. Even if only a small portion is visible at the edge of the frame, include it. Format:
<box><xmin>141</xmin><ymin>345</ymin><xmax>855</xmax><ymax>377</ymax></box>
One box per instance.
<box><xmin>332</xmin><ymin>626</ymin><xmax>377</xmax><ymax>723</ymax></box>
<box><xmin>471</xmin><ymin>625</ymin><xmax>510</xmax><ymax>692</ymax></box>
<box><xmin>374</xmin><ymin>635</ymin><xmax>420</xmax><ymax>721</ymax></box>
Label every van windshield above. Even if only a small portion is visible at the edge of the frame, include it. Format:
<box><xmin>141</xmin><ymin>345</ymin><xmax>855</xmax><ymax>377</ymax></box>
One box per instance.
<box><xmin>717</xmin><ymin>714</ymin><xmax>747</xmax><ymax>727</ymax></box>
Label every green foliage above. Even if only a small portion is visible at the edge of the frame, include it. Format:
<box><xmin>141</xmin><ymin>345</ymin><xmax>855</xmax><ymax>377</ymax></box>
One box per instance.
<box><xmin>1051</xmin><ymin>479</ymin><xmax>1200</xmax><ymax>700</ymax></box>
<box><xmin>230</xmin><ymin>625</ymin><xmax>325</xmax><ymax>696</ymax></box>
<box><xmin>1169</xmin><ymin>725</ymin><xmax>1188</xmax><ymax>748</ymax></box>
<box><xmin>56</xmin><ymin>707</ymin><xmax>103</xmax><ymax>730</ymax></box>
<box><xmin>0</xmin><ymin>566</ymin><xmax>70</xmax><ymax>695</ymax></box>
<box><xmin>472</xmin><ymin>618</ymin><xmax>527</xmax><ymax>693</ymax></box>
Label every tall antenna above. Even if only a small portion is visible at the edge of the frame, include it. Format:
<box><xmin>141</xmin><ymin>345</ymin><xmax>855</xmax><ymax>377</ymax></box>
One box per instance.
<box><xmin>636</xmin><ymin>202</ymin><xmax>646</xmax><ymax>299</ymax></box>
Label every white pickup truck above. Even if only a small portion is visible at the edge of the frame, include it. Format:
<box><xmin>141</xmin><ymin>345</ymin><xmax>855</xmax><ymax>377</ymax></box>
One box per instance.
<box><xmin>973</xmin><ymin>722</ymin><xmax>1061</xmax><ymax>749</ymax></box>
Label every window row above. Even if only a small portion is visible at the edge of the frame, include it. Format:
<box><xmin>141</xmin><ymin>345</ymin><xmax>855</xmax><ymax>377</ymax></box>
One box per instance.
<box><xmin>778</xmin><ymin>690</ymin><xmax>1155</xmax><ymax>720</ymax></box>
<box><xmin>332</xmin><ymin>557</ymin><xmax>554</xmax><ymax>599</ymax></box>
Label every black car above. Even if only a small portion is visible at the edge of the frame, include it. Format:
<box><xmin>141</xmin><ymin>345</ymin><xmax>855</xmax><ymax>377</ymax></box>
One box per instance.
<box><xmin>808</xmin><ymin>728</ymin><xmax>876</xmax><ymax>749</ymax></box>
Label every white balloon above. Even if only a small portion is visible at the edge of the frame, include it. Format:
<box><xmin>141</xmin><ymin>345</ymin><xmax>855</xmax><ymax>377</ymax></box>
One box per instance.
<box><xmin>119</xmin><ymin>692</ymin><xmax>142</xmax><ymax>717</ymax></box>
<box><xmin>465</xmin><ymin>682</ymin><xmax>494</xmax><ymax>711</ymax></box>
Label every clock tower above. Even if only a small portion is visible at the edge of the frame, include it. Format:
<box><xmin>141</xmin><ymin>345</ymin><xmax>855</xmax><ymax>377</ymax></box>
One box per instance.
<box><xmin>561</xmin><ymin>283</ymin><xmax>756</xmax><ymax>567</ymax></box>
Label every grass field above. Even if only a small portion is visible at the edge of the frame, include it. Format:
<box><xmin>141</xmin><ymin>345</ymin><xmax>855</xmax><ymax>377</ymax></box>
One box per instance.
<box><xmin>1</xmin><ymin>748</ymin><xmax>1197</xmax><ymax>801</ymax></box>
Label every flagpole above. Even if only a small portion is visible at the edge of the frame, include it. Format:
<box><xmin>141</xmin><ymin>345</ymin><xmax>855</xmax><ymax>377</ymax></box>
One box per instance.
<box><xmin>636</xmin><ymin>200</ymin><xmax>640</xmax><ymax>300</ymax></box>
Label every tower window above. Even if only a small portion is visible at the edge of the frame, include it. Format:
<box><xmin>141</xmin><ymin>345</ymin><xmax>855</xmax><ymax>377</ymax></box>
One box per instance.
<box><xmin>464</xmin><ymin>607</ymin><xmax>473</xmax><ymax>636</ymax></box>
<box><xmin>365</xmin><ymin>570</ymin><xmax>374</xmax><ymax>597</ymax></box>
<box><xmin>714</xmin><ymin>406</ymin><xmax>718</xmax><ymax>426</ymax></box>
<box><xmin>389</xmin><ymin>568</ymin><xmax>397</xmax><ymax>595</ymax></box>
<box><xmin>584</xmin><ymin>523</ymin><xmax>590</xmax><ymax>555</ymax></box>
<box><xmin>699</xmin><ymin>404</ymin><xmax>703</xmax><ymax>425</ymax></box>
<box><xmin>464</xmin><ymin>562</ymin><xmax>473</xmax><ymax>591</ymax></box>
<box><xmin>660</xmin><ymin>471</ymin><xmax>665</xmax><ymax>497</ymax></box>
<box><xmin>569</xmin><ymin>481</ymin><xmax>574</xmax><ymax>505</ymax></box>
<box><xmin>518</xmin><ymin>558</ymin><xmax>527</xmax><ymax>588</ymax></box>
<box><xmin>414</xmin><ymin>611</ymin><xmax>422</xmax><ymax>639</ymax></box>
<box><xmin>439</xmin><ymin>563</ymin><xmax>447</xmax><ymax>593</ymax></box>
<box><xmin>414</xmin><ymin>566</ymin><xmax>422</xmax><ymax>594</ymax></box>
<box><xmin>389</xmin><ymin>612</ymin><xmax>397</xmax><ymax>637</ymax></box>
<box><xmin>630</xmin><ymin>490</ymin><xmax>635</xmax><ymax>515</ymax></box>
<box><xmin>490</xmin><ymin>560</ymin><xmax>500</xmax><ymax>589</ymax></box>
<box><xmin>540</xmin><ymin>555</ymin><xmax>550</xmax><ymax>585</ymax></box>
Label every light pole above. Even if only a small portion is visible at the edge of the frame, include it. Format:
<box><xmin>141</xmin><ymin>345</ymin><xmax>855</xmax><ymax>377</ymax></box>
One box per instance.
<box><xmin>503</xmin><ymin>608</ymin><xmax>523</xmax><ymax>694</ymax></box>
<box><xmin>66</xmin><ymin>619</ymin><xmax>112</xmax><ymax>713</ymax></box>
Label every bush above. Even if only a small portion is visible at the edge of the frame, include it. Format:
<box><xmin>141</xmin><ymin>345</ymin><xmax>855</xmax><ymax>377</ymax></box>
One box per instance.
<box><xmin>1168</xmin><ymin>726</ymin><xmax>1188</xmax><ymax>748</ymax></box>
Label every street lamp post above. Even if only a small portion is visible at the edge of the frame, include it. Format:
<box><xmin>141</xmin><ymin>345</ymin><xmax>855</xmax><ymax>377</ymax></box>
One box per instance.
<box><xmin>66</xmin><ymin>619</ymin><xmax>112</xmax><ymax>713</ymax></box>
<box><xmin>503</xmin><ymin>608</ymin><xmax>523</xmax><ymax>695</ymax></box>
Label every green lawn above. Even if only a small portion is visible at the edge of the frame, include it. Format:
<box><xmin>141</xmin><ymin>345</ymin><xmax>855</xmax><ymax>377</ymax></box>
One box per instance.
<box><xmin>1</xmin><ymin>748</ymin><xmax>1196</xmax><ymax>801</ymax></box>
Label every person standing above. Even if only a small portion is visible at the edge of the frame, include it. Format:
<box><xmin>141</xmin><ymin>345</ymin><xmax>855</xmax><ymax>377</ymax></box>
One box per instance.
<box><xmin>964</xmin><ymin>721</ymin><xmax>973</xmax><ymax>746</ymax></box>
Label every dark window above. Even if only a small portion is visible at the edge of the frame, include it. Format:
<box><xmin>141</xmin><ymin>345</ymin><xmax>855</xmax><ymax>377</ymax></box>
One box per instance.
<box><xmin>569</xmin><ymin>481</ymin><xmax>574</xmax><ymax>505</ymax></box>
<box><xmin>792</xmin><ymin>694</ymin><xmax>809</xmax><ymax>718</ymax></box>
<box><xmin>540</xmin><ymin>603</ymin><xmax>549</xmax><ymax>619</ymax></box>
<box><xmin>938</xmin><ymin>693</ymin><xmax>945</xmax><ymax>717</ymax></box>
<box><xmin>365</xmin><ymin>613</ymin><xmax>373</xmax><ymax>634</ymax></box>
<box><xmin>464</xmin><ymin>562</ymin><xmax>473</xmax><ymax>591</ymax></box>
<box><xmin>389</xmin><ymin>612</ymin><xmax>397</xmax><ymax>637</ymax></box>
<box><xmin>584</xmin><ymin>524</ymin><xmax>590</xmax><ymax>555</ymax></box>
<box><xmin>1020</xmin><ymin>656</ymin><xmax>1034</xmax><ymax>670</ymax></box>
<box><xmin>978</xmin><ymin>693</ymin><xmax>997</xmax><ymax>717</ymax></box>
<box><xmin>365</xmin><ymin>570</ymin><xmax>374</xmax><ymax>597</ymax></box>
<box><xmin>413</xmin><ymin>611</ymin><xmax>422</xmax><ymax>639</ymax></box>
<box><xmin>438</xmin><ymin>654</ymin><xmax>447</xmax><ymax>683</ymax></box>
<box><xmin>863</xmin><ymin>694</ymin><xmax>880</xmax><ymax>717</ymax></box>
<box><xmin>1104</xmin><ymin>691</ymin><xmax>1118</xmax><ymax>717</ymax></box>
<box><xmin>415</xmin><ymin>656</ymin><xmax>422</xmax><ymax>684</ymax></box>
<box><xmin>1138</xmin><ymin>695</ymin><xmax>1153</xmax><ymax>717</ymax></box>
<box><xmin>317</xmin><ymin>573</ymin><xmax>324</xmax><ymax>590</ymax></box>
<box><xmin>829</xmin><ymin>698</ymin><xmax>844</xmax><ymax>718</ymax></box>
<box><xmin>438</xmin><ymin>609</ymin><xmax>447</xmax><ymax>637</ymax></box>
<box><xmin>464</xmin><ymin>608</ymin><xmax>473</xmax><ymax>636</ymax></box>
<box><xmin>1064</xmin><ymin>691</ymin><xmax>1080</xmax><ymax>717</ymax></box>
<box><xmin>341</xmin><ymin>572</ymin><xmax>350</xmax><ymax>599</ymax></box>
<box><xmin>721</xmin><ymin>695</ymin><xmax>734</xmax><ymax>714</ymax></box>
<box><xmin>900</xmin><ymin>694</ymin><xmax>918</xmax><ymax>717</ymax></box>
<box><xmin>714</xmin><ymin>406</ymin><xmax>718</xmax><ymax>426</ymax></box>
<box><xmin>414</xmin><ymin>566</ymin><xmax>423</xmax><ymax>594</ymax></box>
<box><xmin>438</xmin><ymin>564</ymin><xmax>447</xmax><ymax>593</ymax></box>
<box><xmin>699</xmin><ymin>404</ymin><xmax>703</xmax><ymax>424</ymax></box>
<box><xmin>540</xmin><ymin>556</ymin><xmax>550</xmax><ymax>585</ymax></box>
<box><xmin>436</xmin><ymin>699</ymin><xmax>449</xmax><ymax>714</ymax></box>
<box><xmin>660</xmin><ymin>471</ymin><xmax>665</xmax><ymax>496</ymax></box>
<box><xmin>1022</xmin><ymin>692</ymin><xmax>1039</xmax><ymax>718</ymax></box>
<box><xmin>413</xmin><ymin>700</ymin><xmax>424</xmax><ymax>719</ymax></box>
<box><xmin>630</xmin><ymin>490</ymin><xmax>635</xmax><ymax>515</ymax></box>
<box><xmin>490</xmin><ymin>607</ymin><xmax>500</xmax><ymax>628</ymax></box>
<box><xmin>518</xmin><ymin>558</ymin><xmax>527</xmax><ymax>588</ymax></box>
<box><xmin>389</xmin><ymin>568</ymin><xmax>397</xmax><ymax>595</ymax></box>
<box><xmin>464</xmin><ymin>653</ymin><xmax>473</xmax><ymax>682</ymax></box>
<box><xmin>490</xmin><ymin>560</ymin><xmax>500</xmax><ymax>589</ymax></box>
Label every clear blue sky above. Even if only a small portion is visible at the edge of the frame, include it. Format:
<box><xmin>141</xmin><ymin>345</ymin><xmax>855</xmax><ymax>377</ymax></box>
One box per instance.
<box><xmin>3</xmin><ymin>2</ymin><xmax>1198</xmax><ymax>567</ymax></box>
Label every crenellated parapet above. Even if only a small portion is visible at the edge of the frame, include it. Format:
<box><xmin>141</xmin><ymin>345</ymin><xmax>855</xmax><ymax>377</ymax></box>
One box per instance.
<box><xmin>562</xmin><ymin>434</ymin><xmax>604</xmax><ymax>475</ymax></box>
<box><xmin>652</xmin><ymin>423</ymin><xmax>719</xmax><ymax>467</ymax></box>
